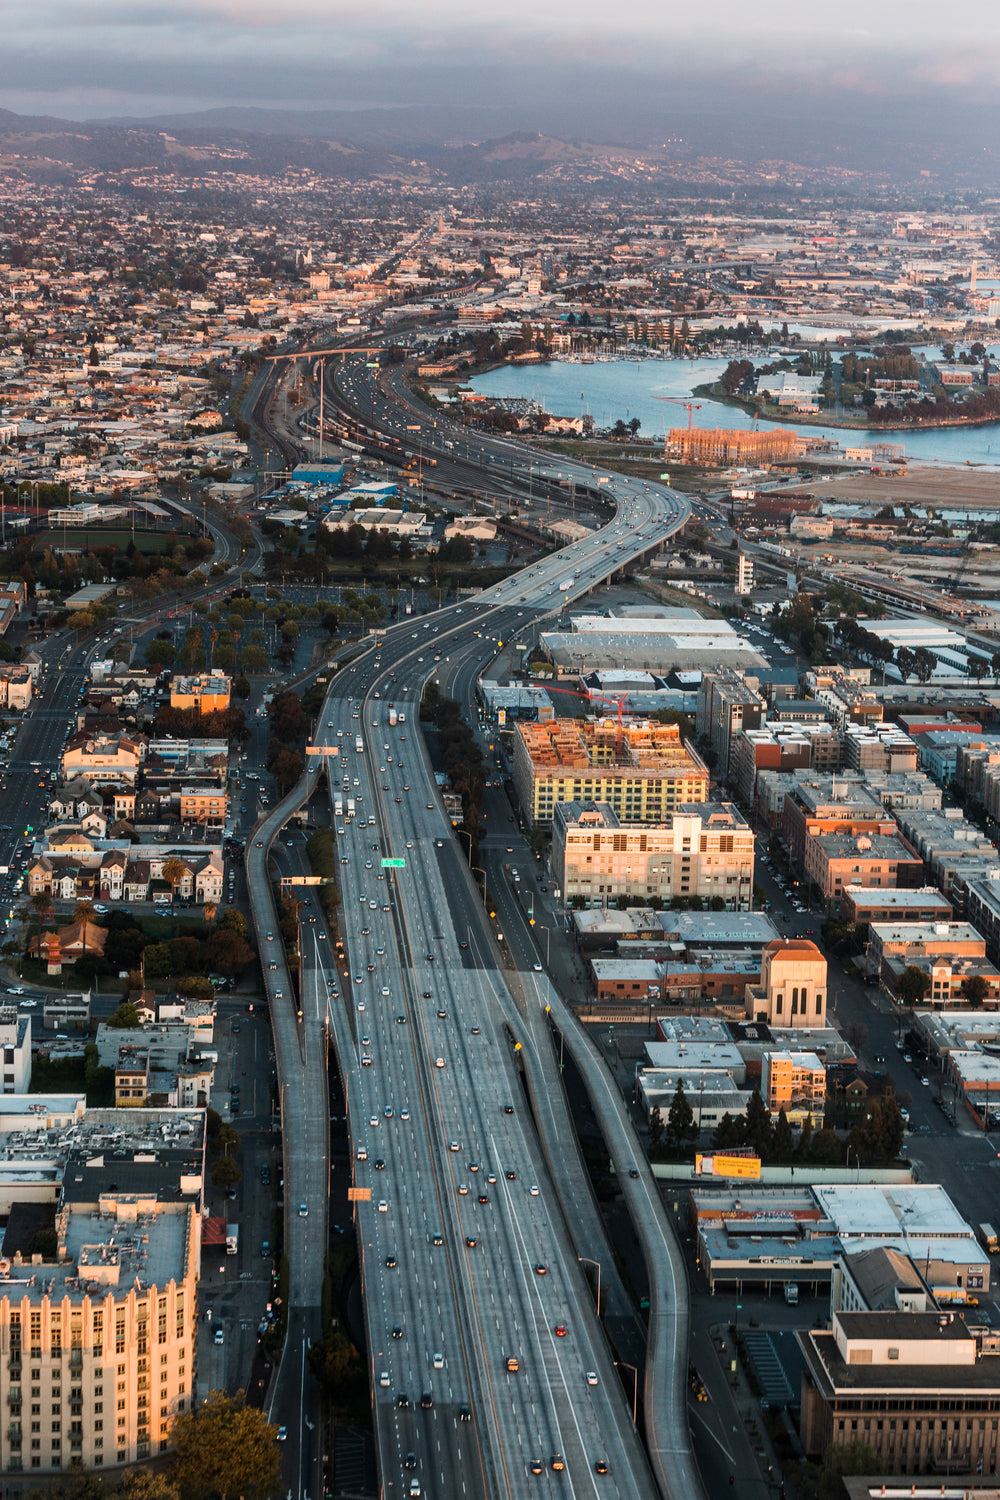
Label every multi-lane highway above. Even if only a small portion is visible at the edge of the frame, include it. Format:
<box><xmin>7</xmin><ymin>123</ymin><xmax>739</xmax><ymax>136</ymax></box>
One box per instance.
<box><xmin>247</xmin><ymin>342</ymin><xmax>709</xmax><ymax>1500</ymax></box>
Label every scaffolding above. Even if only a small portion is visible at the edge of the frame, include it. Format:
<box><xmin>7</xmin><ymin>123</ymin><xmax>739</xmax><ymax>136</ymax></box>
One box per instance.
<box><xmin>666</xmin><ymin>426</ymin><xmax>803</xmax><ymax>465</ymax></box>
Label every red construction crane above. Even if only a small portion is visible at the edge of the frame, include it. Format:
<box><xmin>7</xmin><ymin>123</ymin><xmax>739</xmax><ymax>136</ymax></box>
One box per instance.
<box><xmin>653</xmin><ymin>396</ymin><xmax>702</xmax><ymax>429</ymax></box>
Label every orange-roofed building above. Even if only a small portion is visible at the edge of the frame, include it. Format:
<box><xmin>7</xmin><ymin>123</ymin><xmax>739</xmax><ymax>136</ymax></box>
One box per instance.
<box><xmin>745</xmin><ymin>938</ymin><xmax>828</xmax><ymax>1027</ymax></box>
<box><xmin>512</xmin><ymin>716</ymin><xmax>709</xmax><ymax>826</ymax></box>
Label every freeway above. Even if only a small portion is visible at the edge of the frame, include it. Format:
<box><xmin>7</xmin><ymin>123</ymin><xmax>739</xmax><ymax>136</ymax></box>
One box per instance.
<box><xmin>245</xmin><ymin>340</ymin><xmax>708</xmax><ymax>1500</ymax></box>
<box><xmin>319</xmin><ymin>625</ymin><xmax>661</xmax><ymax>1500</ymax></box>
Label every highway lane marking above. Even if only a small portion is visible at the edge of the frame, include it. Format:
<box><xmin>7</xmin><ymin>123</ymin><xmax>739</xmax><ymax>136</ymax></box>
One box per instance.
<box><xmin>688</xmin><ymin>1404</ymin><xmax>735</xmax><ymax>1464</ymax></box>
<box><xmin>490</xmin><ymin>1136</ymin><xmax>602</xmax><ymax>1499</ymax></box>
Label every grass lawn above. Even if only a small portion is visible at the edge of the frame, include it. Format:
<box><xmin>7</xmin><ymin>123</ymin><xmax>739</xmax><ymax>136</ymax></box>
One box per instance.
<box><xmin>36</xmin><ymin>528</ymin><xmax>190</xmax><ymax>553</ymax></box>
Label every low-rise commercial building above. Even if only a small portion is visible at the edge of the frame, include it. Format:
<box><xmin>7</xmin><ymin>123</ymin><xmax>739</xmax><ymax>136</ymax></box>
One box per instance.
<box><xmin>842</xmin><ymin>886</ymin><xmax>953</xmax><ymax>927</ymax></box>
<box><xmin>168</xmin><ymin>671</ymin><xmax>231</xmax><ymax>716</ymax></box>
<box><xmin>0</xmin><ymin>666</ymin><xmax>33</xmax><ymax>711</ymax></box>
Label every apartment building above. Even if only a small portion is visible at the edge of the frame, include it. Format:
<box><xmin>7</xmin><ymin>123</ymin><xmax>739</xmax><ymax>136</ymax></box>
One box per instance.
<box><xmin>513</xmin><ymin>717</ymin><xmax>709</xmax><ymax>826</ymax></box>
<box><xmin>114</xmin><ymin>1046</ymin><xmax>150</xmax><ymax>1107</ymax></box>
<box><xmin>783</xmin><ymin>777</ymin><xmax>897</xmax><ymax>872</ymax></box>
<box><xmin>761</xmin><ymin>1050</ymin><xmax>826</xmax><ymax>1126</ymax></box>
<box><xmin>966</xmin><ymin>872</ymin><xmax>1000</xmax><ymax>964</ymax></box>
<box><xmin>552</xmin><ymin>800</ymin><xmax>754</xmax><ymax>910</ymax></box>
<box><xmin>0</xmin><ymin>666</ymin><xmax>33</xmax><ymax>712</ymax></box>
<box><xmin>798</xmin><ymin>1311</ymin><xmax>1000</xmax><ymax>1473</ymax></box>
<box><xmin>893</xmin><ymin>807</ymin><xmax>998</xmax><ymax>896</ymax></box>
<box><xmin>732</xmin><ymin>725</ymin><xmax>841</xmax><ymax>815</ymax></box>
<box><xmin>745</xmin><ymin>938</ymin><xmax>827</xmax><ymax>1026</ymax></box>
<box><xmin>842</xmin><ymin>723</ymin><xmax>918</xmax><ymax>775</ymax></box>
<box><xmin>0</xmin><ymin>1191</ymin><xmax>198</xmax><ymax>1475</ymax></box>
<box><xmin>804</xmin><ymin>830</ymin><xmax>923</xmax><ymax>914</ymax></box>
<box><xmin>168</xmin><ymin>671</ymin><xmax>231</xmax><ymax>716</ymax></box>
<box><xmin>804</xmin><ymin>667</ymin><xmax>882</xmax><ymax>731</ymax></box>
<box><xmin>695</xmin><ymin>669</ymin><xmax>765</xmax><ymax>779</ymax></box>
<box><xmin>178</xmin><ymin>789</ymin><xmax>227</xmax><ymax>826</ymax></box>
<box><xmin>955</xmin><ymin>740</ymin><xmax>1000</xmax><ymax>821</ymax></box>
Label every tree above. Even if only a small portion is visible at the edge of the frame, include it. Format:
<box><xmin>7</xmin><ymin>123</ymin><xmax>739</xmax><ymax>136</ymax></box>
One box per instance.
<box><xmin>118</xmin><ymin>1469</ymin><xmax>181</xmax><ymax>1500</ymax></box>
<box><xmin>72</xmin><ymin>899</ymin><xmax>96</xmax><ymax>924</ymax></box>
<box><xmin>210</xmin><ymin>1155</ymin><xmax>242</xmax><ymax>1190</ymax></box>
<box><xmin>913</xmin><ymin>645</ymin><xmax>938</xmax><ymax>684</ymax></box>
<box><xmin>666</xmin><ymin>1080</ymin><xmax>697</xmax><ymax>1149</ymax></box>
<box><xmin>217</xmin><ymin>908</ymin><xmax>249</xmax><ymax>940</ymax></box>
<box><xmin>205</xmin><ymin>928</ymin><xmax>254</xmax><ymax>974</ymax></box>
<box><xmin>742</xmin><ymin>1088</ymin><xmax>773</xmax><ymax>1160</ymax></box>
<box><xmin>169</xmin><ymin>1390</ymin><xmax>281</xmax><ymax>1500</ymax></box>
<box><xmin>962</xmin><ymin>973</ymin><xmax>990</xmax><ymax>1009</ymax></box>
<box><xmin>711</xmin><ymin>1111</ymin><xmax>740</xmax><ymax>1149</ymax></box>
<box><xmin>772</xmin><ymin>1108</ymin><xmax>795</xmax><ymax>1162</ymax></box>
<box><xmin>160</xmin><ymin>856</ymin><xmax>187</xmax><ymax>904</ymax></box>
<box><xmin>896</xmin><ymin>965</ymin><xmax>931</xmax><ymax>1007</ymax></box>
<box><xmin>107</xmin><ymin>1001</ymin><xmax>141</xmax><ymax>1028</ymax></box>
<box><xmin>30</xmin><ymin>888</ymin><xmax>53</xmax><ymax>937</ymax></box>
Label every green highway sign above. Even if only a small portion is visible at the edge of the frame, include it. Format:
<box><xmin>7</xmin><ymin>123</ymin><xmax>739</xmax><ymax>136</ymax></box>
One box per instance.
<box><xmin>381</xmin><ymin>858</ymin><xmax>406</xmax><ymax>869</ymax></box>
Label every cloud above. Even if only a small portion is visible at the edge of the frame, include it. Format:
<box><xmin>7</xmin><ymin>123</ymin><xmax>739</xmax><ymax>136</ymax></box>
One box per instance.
<box><xmin>5</xmin><ymin>0</ymin><xmax>1000</xmax><ymax>126</ymax></box>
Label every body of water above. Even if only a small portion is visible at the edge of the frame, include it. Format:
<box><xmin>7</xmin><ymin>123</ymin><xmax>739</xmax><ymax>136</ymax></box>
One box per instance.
<box><xmin>468</xmin><ymin>357</ymin><xmax>1000</xmax><ymax>469</ymax></box>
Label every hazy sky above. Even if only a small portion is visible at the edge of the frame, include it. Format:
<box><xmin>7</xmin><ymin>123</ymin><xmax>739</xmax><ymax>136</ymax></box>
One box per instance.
<box><xmin>6</xmin><ymin>0</ymin><xmax>1000</xmax><ymax>122</ymax></box>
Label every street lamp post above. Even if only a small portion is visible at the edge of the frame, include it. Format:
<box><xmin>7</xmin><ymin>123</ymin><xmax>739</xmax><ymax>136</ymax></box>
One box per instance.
<box><xmin>579</xmin><ymin>1256</ymin><xmax>602</xmax><ymax>1317</ymax></box>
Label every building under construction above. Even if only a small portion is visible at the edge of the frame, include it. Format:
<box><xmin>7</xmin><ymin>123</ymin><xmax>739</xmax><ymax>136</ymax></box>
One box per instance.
<box><xmin>666</xmin><ymin>426</ymin><xmax>803</xmax><ymax>466</ymax></box>
<box><xmin>512</xmin><ymin>715</ymin><xmax>710</xmax><ymax>825</ymax></box>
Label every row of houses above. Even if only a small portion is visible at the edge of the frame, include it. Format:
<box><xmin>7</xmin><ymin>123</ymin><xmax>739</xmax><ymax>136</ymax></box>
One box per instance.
<box><xmin>29</xmin><ymin>845</ymin><xmax>224</xmax><ymax>905</ymax></box>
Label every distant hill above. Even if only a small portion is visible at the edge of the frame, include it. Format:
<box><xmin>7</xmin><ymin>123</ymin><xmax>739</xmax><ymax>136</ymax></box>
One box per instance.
<box><xmin>0</xmin><ymin>107</ymin><xmax>427</xmax><ymax>183</ymax></box>
<box><xmin>1</xmin><ymin>102</ymin><xmax>998</xmax><ymax>191</ymax></box>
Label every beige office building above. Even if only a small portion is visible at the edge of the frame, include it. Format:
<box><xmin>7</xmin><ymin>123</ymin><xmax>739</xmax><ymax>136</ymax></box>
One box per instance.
<box><xmin>553</xmin><ymin>801</ymin><xmax>754</xmax><ymax>909</ymax></box>
<box><xmin>0</xmin><ymin>1192</ymin><xmax>198</xmax><ymax>1475</ymax></box>
<box><xmin>513</xmin><ymin>717</ymin><xmax>709</xmax><ymax>826</ymax></box>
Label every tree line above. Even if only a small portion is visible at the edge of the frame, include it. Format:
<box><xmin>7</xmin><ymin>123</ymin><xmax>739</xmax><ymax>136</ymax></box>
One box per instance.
<box><xmin>653</xmin><ymin>1081</ymin><xmax>905</xmax><ymax>1167</ymax></box>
